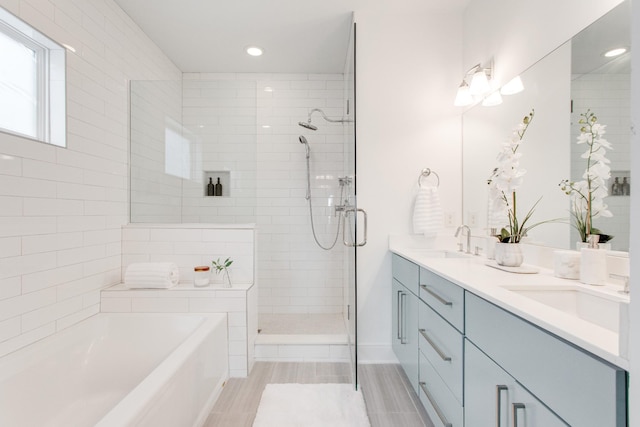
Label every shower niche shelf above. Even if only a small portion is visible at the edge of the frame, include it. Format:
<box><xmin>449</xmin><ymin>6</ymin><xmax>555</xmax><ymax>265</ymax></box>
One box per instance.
<box><xmin>204</xmin><ymin>171</ymin><xmax>230</xmax><ymax>197</ymax></box>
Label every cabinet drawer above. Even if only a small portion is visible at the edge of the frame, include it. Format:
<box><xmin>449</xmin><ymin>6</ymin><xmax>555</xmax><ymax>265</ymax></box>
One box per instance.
<box><xmin>392</xmin><ymin>254</ymin><xmax>420</xmax><ymax>295</ymax></box>
<box><xmin>419</xmin><ymin>351</ymin><xmax>463</xmax><ymax>427</ymax></box>
<box><xmin>418</xmin><ymin>301</ymin><xmax>463</xmax><ymax>404</ymax></box>
<box><xmin>466</xmin><ymin>292</ymin><xmax>627</xmax><ymax>427</ymax></box>
<box><xmin>419</xmin><ymin>267</ymin><xmax>464</xmax><ymax>332</ymax></box>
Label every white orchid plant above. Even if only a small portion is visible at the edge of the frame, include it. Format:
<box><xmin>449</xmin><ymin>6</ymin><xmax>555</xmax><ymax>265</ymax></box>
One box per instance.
<box><xmin>559</xmin><ymin>110</ymin><xmax>613</xmax><ymax>243</ymax></box>
<box><xmin>487</xmin><ymin>109</ymin><xmax>553</xmax><ymax>243</ymax></box>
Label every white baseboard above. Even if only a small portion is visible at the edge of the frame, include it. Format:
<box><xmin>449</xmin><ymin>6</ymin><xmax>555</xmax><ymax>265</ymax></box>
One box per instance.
<box><xmin>357</xmin><ymin>344</ymin><xmax>398</xmax><ymax>364</ymax></box>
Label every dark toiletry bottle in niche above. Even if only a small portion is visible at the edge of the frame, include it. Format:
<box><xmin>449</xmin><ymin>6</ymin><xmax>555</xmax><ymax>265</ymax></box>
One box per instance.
<box><xmin>215</xmin><ymin>177</ymin><xmax>223</xmax><ymax>196</ymax></box>
<box><xmin>622</xmin><ymin>177</ymin><xmax>630</xmax><ymax>195</ymax></box>
<box><xmin>612</xmin><ymin>177</ymin><xmax>620</xmax><ymax>195</ymax></box>
<box><xmin>207</xmin><ymin>177</ymin><xmax>214</xmax><ymax>196</ymax></box>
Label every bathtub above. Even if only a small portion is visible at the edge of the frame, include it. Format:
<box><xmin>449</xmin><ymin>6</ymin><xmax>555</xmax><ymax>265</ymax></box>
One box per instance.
<box><xmin>0</xmin><ymin>313</ymin><xmax>228</xmax><ymax>427</ymax></box>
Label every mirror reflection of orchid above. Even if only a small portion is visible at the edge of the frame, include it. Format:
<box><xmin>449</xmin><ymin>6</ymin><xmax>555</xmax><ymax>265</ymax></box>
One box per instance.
<box><xmin>559</xmin><ymin>110</ymin><xmax>613</xmax><ymax>243</ymax></box>
<box><xmin>487</xmin><ymin>109</ymin><xmax>553</xmax><ymax>243</ymax></box>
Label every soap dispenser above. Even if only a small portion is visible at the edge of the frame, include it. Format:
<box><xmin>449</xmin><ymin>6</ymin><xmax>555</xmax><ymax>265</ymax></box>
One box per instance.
<box><xmin>579</xmin><ymin>234</ymin><xmax>607</xmax><ymax>286</ymax></box>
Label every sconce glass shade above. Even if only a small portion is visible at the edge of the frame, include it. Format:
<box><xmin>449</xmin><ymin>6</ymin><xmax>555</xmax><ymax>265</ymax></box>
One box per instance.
<box><xmin>500</xmin><ymin>75</ymin><xmax>524</xmax><ymax>95</ymax></box>
<box><xmin>469</xmin><ymin>69</ymin><xmax>490</xmax><ymax>95</ymax></box>
<box><xmin>454</xmin><ymin>82</ymin><xmax>474</xmax><ymax>107</ymax></box>
<box><xmin>482</xmin><ymin>91</ymin><xmax>503</xmax><ymax>107</ymax></box>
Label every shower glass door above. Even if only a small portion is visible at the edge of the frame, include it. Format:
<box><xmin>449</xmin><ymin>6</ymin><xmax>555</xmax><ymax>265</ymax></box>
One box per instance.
<box><xmin>343</xmin><ymin>19</ymin><xmax>359</xmax><ymax>389</ymax></box>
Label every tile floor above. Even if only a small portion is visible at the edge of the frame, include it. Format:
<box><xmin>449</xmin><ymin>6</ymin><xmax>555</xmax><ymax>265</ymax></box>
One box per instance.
<box><xmin>203</xmin><ymin>362</ymin><xmax>433</xmax><ymax>427</ymax></box>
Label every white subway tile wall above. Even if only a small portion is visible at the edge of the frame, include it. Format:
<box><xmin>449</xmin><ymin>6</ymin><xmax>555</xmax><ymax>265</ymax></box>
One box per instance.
<box><xmin>178</xmin><ymin>73</ymin><xmax>349</xmax><ymax>316</ymax></box>
<box><xmin>181</xmin><ymin>77</ymin><xmax>258</xmax><ymax>223</ymax></box>
<box><xmin>121</xmin><ymin>225</ymin><xmax>255</xmax><ymax>285</ymax></box>
<box><xmin>256</xmin><ymin>75</ymin><xmax>347</xmax><ymax>315</ymax></box>
<box><xmin>571</xmin><ymin>73</ymin><xmax>630</xmax><ymax>250</ymax></box>
<box><xmin>0</xmin><ymin>0</ymin><xmax>181</xmax><ymax>357</ymax></box>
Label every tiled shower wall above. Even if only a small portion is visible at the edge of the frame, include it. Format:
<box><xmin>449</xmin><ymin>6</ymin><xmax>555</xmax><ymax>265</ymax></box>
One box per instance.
<box><xmin>181</xmin><ymin>77</ymin><xmax>257</xmax><ymax>223</ymax></box>
<box><xmin>255</xmin><ymin>74</ymin><xmax>347</xmax><ymax>315</ymax></box>
<box><xmin>571</xmin><ymin>72</ymin><xmax>631</xmax><ymax>251</ymax></box>
<box><xmin>0</xmin><ymin>0</ymin><xmax>180</xmax><ymax>356</ymax></box>
<box><xmin>179</xmin><ymin>73</ymin><xmax>348</xmax><ymax>315</ymax></box>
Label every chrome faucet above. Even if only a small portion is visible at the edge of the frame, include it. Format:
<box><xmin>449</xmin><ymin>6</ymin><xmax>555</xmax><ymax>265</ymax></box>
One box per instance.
<box><xmin>455</xmin><ymin>224</ymin><xmax>471</xmax><ymax>254</ymax></box>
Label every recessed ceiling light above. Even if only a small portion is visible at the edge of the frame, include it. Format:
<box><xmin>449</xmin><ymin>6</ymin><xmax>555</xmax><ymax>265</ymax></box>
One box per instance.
<box><xmin>264</xmin><ymin>86</ymin><xmax>274</xmax><ymax>92</ymax></box>
<box><xmin>262</xmin><ymin>125</ymin><xmax>271</xmax><ymax>129</ymax></box>
<box><xmin>246</xmin><ymin>46</ymin><xmax>263</xmax><ymax>57</ymax></box>
<box><xmin>604</xmin><ymin>47</ymin><xmax>627</xmax><ymax>57</ymax></box>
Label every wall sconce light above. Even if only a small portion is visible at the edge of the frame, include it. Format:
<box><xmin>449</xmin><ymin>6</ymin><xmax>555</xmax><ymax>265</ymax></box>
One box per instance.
<box><xmin>454</xmin><ymin>63</ymin><xmax>493</xmax><ymax>107</ymax></box>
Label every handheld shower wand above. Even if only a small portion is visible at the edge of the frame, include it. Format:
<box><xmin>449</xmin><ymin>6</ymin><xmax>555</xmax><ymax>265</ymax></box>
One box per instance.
<box><xmin>299</xmin><ymin>135</ymin><xmax>310</xmax><ymax>159</ymax></box>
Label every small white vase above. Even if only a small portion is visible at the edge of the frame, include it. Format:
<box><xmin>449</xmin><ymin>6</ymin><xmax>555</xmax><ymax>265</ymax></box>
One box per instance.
<box><xmin>494</xmin><ymin>242</ymin><xmax>524</xmax><ymax>267</ymax></box>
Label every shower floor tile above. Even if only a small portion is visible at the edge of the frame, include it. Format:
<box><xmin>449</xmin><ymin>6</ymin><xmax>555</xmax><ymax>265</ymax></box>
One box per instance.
<box><xmin>259</xmin><ymin>313</ymin><xmax>346</xmax><ymax>335</ymax></box>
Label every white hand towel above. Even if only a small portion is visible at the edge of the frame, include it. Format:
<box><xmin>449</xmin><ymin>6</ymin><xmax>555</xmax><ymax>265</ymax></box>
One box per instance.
<box><xmin>412</xmin><ymin>186</ymin><xmax>443</xmax><ymax>238</ymax></box>
<box><xmin>124</xmin><ymin>262</ymin><xmax>180</xmax><ymax>289</ymax></box>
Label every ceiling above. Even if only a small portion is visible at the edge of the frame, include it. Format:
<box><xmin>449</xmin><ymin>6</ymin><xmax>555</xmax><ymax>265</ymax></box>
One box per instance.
<box><xmin>571</xmin><ymin>0</ymin><xmax>630</xmax><ymax>75</ymax></box>
<box><xmin>113</xmin><ymin>0</ymin><xmax>470</xmax><ymax>73</ymax></box>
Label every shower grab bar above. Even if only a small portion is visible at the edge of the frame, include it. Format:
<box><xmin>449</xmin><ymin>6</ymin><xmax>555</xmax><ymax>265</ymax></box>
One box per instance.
<box><xmin>418</xmin><ymin>168</ymin><xmax>440</xmax><ymax>188</ymax></box>
<box><xmin>342</xmin><ymin>208</ymin><xmax>367</xmax><ymax>247</ymax></box>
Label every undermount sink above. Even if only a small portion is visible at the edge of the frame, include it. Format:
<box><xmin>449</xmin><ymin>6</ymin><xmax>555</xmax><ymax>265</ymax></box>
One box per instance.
<box><xmin>503</xmin><ymin>285</ymin><xmax>629</xmax><ymax>334</ymax></box>
<box><xmin>409</xmin><ymin>249</ymin><xmax>472</xmax><ymax>259</ymax></box>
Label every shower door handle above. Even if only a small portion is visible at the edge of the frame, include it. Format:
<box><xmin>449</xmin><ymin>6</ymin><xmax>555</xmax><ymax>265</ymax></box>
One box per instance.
<box><xmin>343</xmin><ymin>208</ymin><xmax>368</xmax><ymax>247</ymax></box>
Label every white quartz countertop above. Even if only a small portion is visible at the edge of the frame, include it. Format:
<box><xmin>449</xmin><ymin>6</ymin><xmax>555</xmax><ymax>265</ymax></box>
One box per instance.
<box><xmin>390</xmin><ymin>245</ymin><xmax>630</xmax><ymax>370</ymax></box>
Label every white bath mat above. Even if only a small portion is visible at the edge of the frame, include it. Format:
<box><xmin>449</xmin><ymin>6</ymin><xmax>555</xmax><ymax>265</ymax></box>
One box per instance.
<box><xmin>252</xmin><ymin>383</ymin><xmax>370</xmax><ymax>427</ymax></box>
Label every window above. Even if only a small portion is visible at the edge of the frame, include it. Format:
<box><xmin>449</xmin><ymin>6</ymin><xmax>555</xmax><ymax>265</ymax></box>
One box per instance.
<box><xmin>0</xmin><ymin>7</ymin><xmax>66</xmax><ymax>147</ymax></box>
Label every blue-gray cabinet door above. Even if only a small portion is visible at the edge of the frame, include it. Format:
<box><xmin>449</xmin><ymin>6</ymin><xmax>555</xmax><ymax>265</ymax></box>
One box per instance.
<box><xmin>465</xmin><ymin>340</ymin><xmax>568</xmax><ymax>427</ymax></box>
<box><xmin>392</xmin><ymin>278</ymin><xmax>419</xmax><ymax>393</ymax></box>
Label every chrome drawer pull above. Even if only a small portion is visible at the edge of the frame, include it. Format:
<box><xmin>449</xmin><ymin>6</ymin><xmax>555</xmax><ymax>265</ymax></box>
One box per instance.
<box><xmin>496</xmin><ymin>385</ymin><xmax>507</xmax><ymax>427</ymax></box>
<box><xmin>419</xmin><ymin>382</ymin><xmax>453</xmax><ymax>427</ymax></box>
<box><xmin>512</xmin><ymin>403</ymin><xmax>525</xmax><ymax>427</ymax></box>
<box><xmin>418</xmin><ymin>329</ymin><xmax>451</xmax><ymax>362</ymax></box>
<box><xmin>420</xmin><ymin>285</ymin><xmax>453</xmax><ymax>306</ymax></box>
<box><xmin>396</xmin><ymin>290</ymin><xmax>402</xmax><ymax>340</ymax></box>
<box><xmin>400</xmin><ymin>292</ymin><xmax>407</xmax><ymax>344</ymax></box>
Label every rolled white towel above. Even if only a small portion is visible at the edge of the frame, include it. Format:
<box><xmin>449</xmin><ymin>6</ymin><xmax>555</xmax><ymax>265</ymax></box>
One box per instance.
<box><xmin>124</xmin><ymin>262</ymin><xmax>180</xmax><ymax>289</ymax></box>
<box><xmin>412</xmin><ymin>186</ymin><xmax>443</xmax><ymax>238</ymax></box>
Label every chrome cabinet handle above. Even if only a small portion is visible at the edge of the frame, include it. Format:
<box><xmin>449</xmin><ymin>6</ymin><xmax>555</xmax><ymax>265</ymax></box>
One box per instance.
<box><xmin>419</xmin><ymin>382</ymin><xmax>452</xmax><ymax>427</ymax></box>
<box><xmin>418</xmin><ymin>329</ymin><xmax>451</xmax><ymax>362</ymax></box>
<box><xmin>396</xmin><ymin>290</ymin><xmax>402</xmax><ymax>340</ymax></box>
<box><xmin>400</xmin><ymin>292</ymin><xmax>407</xmax><ymax>344</ymax></box>
<box><xmin>496</xmin><ymin>385</ymin><xmax>508</xmax><ymax>427</ymax></box>
<box><xmin>512</xmin><ymin>403</ymin><xmax>525</xmax><ymax>427</ymax></box>
<box><xmin>420</xmin><ymin>285</ymin><xmax>453</xmax><ymax>306</ymax></box>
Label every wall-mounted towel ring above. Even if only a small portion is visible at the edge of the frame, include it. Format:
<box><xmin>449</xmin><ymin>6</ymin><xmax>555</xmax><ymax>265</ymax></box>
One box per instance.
<box><xmin>418</xmin><ymin>168</ymin><xmax>440</xmax><ymax>188</ymax></box>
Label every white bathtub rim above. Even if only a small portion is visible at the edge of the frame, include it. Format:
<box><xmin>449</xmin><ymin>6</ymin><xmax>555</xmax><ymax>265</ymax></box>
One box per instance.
<box><xmin>0</xmin><ymin>313</ymin><xmax>207</xmax><ymax>380</ymax></box>
<box><xmin>94</xmin><ymin>313</ymin><xmax>228</xmax><ymax>427</ymax></box>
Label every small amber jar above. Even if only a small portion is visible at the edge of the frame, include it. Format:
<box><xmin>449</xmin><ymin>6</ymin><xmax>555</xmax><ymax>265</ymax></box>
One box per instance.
<box><xmin>194</xmin><ymin>265</ymin><xmax>210</xmax><ymax>287</ymax></box>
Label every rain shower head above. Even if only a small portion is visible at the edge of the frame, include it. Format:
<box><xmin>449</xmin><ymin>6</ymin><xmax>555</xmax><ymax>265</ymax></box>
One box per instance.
<box><xmin>299</xmin><ymin>135</ymin><xmax>310</xmax><ymax>158</ymax></box>
<box><xmin>298</xmin><ymin>121</ymin><xmax>318</xmax><ymax>131</ymax></box>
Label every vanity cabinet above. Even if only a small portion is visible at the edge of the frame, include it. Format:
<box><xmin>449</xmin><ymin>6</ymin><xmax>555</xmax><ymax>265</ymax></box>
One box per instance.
<box><xmin>392</xmin><ymin>255</ymin><xmax>420</xmax><ymax>393</ymax></box>
<box><xmin>391</xmin><ymin>250</ymin><xmax>627</xmax><ymax>427</ymax></box>
<box><xmin>465</xmin><ymin>341</ymin><xmax>567</xmax><ymax>427</ymax></box>
<box><xmin>466</xmin><ymin>292</ymin><xmax>627</xmax><ymax>427</ymax></box>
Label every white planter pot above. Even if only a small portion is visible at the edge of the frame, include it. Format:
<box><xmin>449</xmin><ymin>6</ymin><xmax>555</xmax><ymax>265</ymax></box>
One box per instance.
<box><xmin>494</xmin><ymin>242</ymin><xmax>524</xmax><ymax>267</ymax></box>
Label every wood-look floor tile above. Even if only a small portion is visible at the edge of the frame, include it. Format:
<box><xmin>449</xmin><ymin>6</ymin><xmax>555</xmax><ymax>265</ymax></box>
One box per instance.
<box><xmin>368</xmin><ymin>412</ymin><xmax>428</xmax><ymax>427</ymax></box>
<box><xmin>207</xmin><ymin>362</ymin><xmax>434</xmax><ymax>427</ymax></box>
<box><xmin>202</xmin><ymin>411</ymin><xmax>255</xmax><ymax>427</ymax></box>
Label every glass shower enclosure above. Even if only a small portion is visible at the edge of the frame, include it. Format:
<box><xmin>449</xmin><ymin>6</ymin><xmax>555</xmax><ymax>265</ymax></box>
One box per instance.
<box><xmin>129</xmin><ymin>17</ymin><xmax>360</xmax><ymax>388</ymax></box>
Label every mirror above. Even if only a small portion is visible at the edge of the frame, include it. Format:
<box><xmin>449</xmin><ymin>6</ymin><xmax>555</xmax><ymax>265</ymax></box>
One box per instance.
<box><xmin>462</xmin><ymin>0</ymin><xmax>630</xmax><ymax>251</ymax></box>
